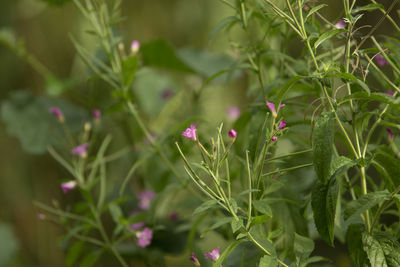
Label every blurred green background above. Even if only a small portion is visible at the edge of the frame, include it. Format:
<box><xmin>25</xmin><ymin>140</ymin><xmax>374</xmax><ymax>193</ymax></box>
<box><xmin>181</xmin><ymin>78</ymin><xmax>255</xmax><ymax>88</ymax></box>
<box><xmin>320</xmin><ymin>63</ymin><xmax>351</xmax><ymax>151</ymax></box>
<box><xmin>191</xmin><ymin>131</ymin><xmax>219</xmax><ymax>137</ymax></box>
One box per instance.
<box><xmin>0</xmin><ymin>0</ymin><xmax>398</xmax><ymax>266</ymax></box>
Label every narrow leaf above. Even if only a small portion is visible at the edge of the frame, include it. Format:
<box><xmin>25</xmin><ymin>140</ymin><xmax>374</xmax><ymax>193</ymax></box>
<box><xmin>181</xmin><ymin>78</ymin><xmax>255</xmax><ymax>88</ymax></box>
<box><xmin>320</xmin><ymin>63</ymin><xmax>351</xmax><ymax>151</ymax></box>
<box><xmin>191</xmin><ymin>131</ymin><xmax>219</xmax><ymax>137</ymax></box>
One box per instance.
<box><xmin>314</xmin><ymin>29</ymin><xmax>345</xmax><ymax>49</ymax></box>
<box><xmin>344</xmin><ymin>190</ymin><xmax>390</xmax><ymax>221</ymax></box>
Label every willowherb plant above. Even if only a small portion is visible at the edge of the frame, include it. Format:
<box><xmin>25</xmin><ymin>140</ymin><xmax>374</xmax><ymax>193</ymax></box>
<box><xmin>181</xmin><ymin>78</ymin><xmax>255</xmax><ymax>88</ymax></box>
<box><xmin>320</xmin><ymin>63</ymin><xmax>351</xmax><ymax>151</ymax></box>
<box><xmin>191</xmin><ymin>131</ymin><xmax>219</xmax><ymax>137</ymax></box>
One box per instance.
<box><xmin>2</xmin><ymin>0</ymin><xmax>400</xmax><ymax>266</ymax></box>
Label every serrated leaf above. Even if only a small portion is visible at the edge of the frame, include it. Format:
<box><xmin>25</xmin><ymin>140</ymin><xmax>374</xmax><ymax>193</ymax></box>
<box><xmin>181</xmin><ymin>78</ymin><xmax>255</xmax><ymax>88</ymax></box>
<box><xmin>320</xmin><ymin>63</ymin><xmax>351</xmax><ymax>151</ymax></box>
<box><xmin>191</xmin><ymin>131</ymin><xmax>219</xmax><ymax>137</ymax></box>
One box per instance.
<box><xmin>314</xmin><ymin>29</ymin><xmax>345</xmax><ymax>49</ymax></box>
<box><xmin>249</xmin><ymin>227</ymin><xmax>276</xmax><ymax>257</ymax></box>
<box><xmin>250</xmin><ymin>214</ymin><xmax>271</xmax><ymax>227</ymax></box>
<box><xmin>338</xmin><ymin>92</ymin><xmax>400</xmax><ymax>106</ymax></box>
<box><xmin>231</xmin><ymin>219</ymin><xmax>243</xmax><ymax>233</ymax></box>
<box><xmin>362</xmin><ymin>232</ymin><xmax>388</xmax><ymax>267</ymax></box>
<box><xmin>312</xmin><ymin>111</ymin><xmax>335</xmax><ymax>183</ymax></box>
<box><xmin>344</xmin><ymin>190</ymin><xmax>390</xmax><ymax>221</ymax></box>
<box><xmin>330</xmin><ymin>156</ymin><xmax>356</xmax><ymax>178</ymax></box>
<box><xmin>294</xmin><ymin>233</ymin><xmax>315</xmax><ymax>262</ymax></box>
<box><xmin>346</xmin><ymin>224</ymin><xmax>368</xmax><ymax>267</ymax></box>
<box><xmin>311</xmin><ymin>178</ymin><xmax>338</xmax><ymax>246</ymax></box>
<box><xmin>327</xmin><ymin>72</ymin><xmax>370</xmax><ymax>94</ymax></box>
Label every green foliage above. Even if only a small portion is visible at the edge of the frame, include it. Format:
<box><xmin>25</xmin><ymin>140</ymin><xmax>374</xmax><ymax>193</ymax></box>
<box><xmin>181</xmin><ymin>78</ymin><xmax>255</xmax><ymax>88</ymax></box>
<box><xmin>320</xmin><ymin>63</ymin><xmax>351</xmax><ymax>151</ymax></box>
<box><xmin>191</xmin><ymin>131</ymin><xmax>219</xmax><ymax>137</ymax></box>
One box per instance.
<box><xmin>0</xmin><ymin>222</ymin><xmax>18</xmax><ymax>266</ymax></box>
<box><xmin>346</xmin><ymin>224</ymin><xmax>368</xmax><ymax>267</ymax></box>
<box><xmin>344</xmin><ymin>191</ymin><xmax>391</xmax><ymax>221</ymax></box>
<box><xmin>312</xmin><ymin>111</ymin><xmax>335</xmax><ymax>184</ymax></box>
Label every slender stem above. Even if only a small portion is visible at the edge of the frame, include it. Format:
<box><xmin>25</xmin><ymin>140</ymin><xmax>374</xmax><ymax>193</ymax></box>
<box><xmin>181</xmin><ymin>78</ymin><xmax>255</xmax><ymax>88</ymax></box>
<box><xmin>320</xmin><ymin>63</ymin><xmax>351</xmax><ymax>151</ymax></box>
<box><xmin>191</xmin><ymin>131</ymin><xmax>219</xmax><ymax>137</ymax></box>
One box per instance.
<box><xmin>247</xmin><ymin>232</ymin><xmax>289</xmax><ymax>267</ymax></box>
<box><xmin>246</xmin><ymin>151</ymin><xmax>252</xmax><ymax>229</ymax></box>
<box><xmin>262</xmin><ymin>163</ymin><xmax>313</xmax><ymax>177</ymax></box>
<box><xmin>266</xmin><ymin>149</ymin><xmax>312</xmax><ymax>162</ymax></box>
<box><xmin>360</xmin><ymin>166</ymin><xmax>371</xmax><ymax>232</ymax></box>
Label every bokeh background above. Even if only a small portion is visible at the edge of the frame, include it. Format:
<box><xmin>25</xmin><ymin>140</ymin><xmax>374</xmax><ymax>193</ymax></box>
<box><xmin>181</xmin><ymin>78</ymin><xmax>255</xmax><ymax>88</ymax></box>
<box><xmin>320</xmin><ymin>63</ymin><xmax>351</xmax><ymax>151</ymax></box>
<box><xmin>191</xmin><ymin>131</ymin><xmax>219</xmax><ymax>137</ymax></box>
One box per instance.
<box><xmin>0</xmin><ymin>0</ymin><xmax>398</xmax><ymax>266</ymax></box>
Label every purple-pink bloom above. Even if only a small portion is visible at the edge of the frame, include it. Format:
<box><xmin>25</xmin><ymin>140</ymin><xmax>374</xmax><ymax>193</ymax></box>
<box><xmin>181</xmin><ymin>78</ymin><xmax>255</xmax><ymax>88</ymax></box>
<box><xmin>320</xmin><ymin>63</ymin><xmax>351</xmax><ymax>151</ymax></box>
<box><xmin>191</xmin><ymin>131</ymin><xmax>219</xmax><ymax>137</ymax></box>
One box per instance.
<box><xmin>228</xmin><ymin>129</ymin><xmax>237</xmax><ymax>139</ymax></box>
<box><xmin>227</xmin><ymin>106</ymin><xmax>241</xmax><ymax>120</ymax></box>
<box><xmin>190</xmin><ymin>252</ymin><xmax>200</xmax><ymax>266</ymax></box>
<box><xmin>205</xmin><ymin>247</ymin><xmax>220</xmax><ymax>262</ymax></box>
<box><xmin>335</xmin><ymin>19</ymin><xmax>346</xmax><ymax>29</ymax></box>
<box><xmin>278</xmin><ymin>121</ymin><xmax>287</xmax><ymax>130</ymax></box>
<box><xmin>61</xmin><ymin>180</ymin><xmax>77</xmax><ymax>194</ymax></box>
<box><xmin>182</xmin><ymin>125</ymin><xmax>197</xmax><ymax>141</ymax></box>
<box><xmin>137</xmin><ymin>227</ymin><xmax>153</xmax><ymax>248</ymax></box>
<box><xmin>271</xmin><ymin>136</ymin><xmax>277</xmax><ymax>142</ymax></box>
<box><xmin>375</xmin><ymin>54</ymin><xmax>388</xmax><ymax>67</ymax></box>
<box><xmin>131</xmin><ymin>40</ymin><xmax>140</xmax><ymax>54</ymax></box>
<box><xmin>49</xmin><ymin>107</ymin><xmax>65</xmax><ymax>123</ymax></box>
<box><xmin>169</xmin><ymin>212</ymin><xmax>179</xmax><ymax>221</ymax></box>
<box><xmin>266</xmin><ymin>101</ymin><xmax>285</xmax><ymax>117</ymax></box>
<box><xmin>138</xmin><ymin>190</ymin><xmax>156</xmax><ymax>210</ymax></box>
<box><xmin>71</xmin><ymin>143</ymin><xmax>89</xmax><ymax>158</ymax></box>
<box><xmin>385</xmin><ymin>91</ymin><xmax>394</xmax><ymax>96</ymax></box>
<box><xmin>387</xmin><ymin>128</ymin><xmax>394</xmax><ymax>141</ymax></box>
<box><xmin>92</xmin><ymin>109</ymin><xmax>101</xmax><ymax>122</ymax></box>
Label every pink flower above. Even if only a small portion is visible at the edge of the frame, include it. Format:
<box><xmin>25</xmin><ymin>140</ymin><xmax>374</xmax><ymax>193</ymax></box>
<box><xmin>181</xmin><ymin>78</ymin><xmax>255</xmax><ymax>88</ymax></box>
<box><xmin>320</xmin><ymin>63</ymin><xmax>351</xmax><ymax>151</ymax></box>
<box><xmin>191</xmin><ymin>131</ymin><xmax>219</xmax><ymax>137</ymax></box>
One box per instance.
<box><xmin>137</xmin><ymin>227</ymin><xmax>153</xmax><ymax>248</ymax></box>
<box><xmin>227</xmin><ymin>106</ymin><xmax>241</xmax><ymax>120</ymax></box>
<box><xmin>92</xmin><ymin>109</ymin><xmax>101</xmax><ymax>122</ymax></box>
<box><xmin>387</xmin><ymin>128</ymin><xmax>394</xmax><ymax>141</ymax></box>
<box><xmin>71</xmin><ymin>143</ymin><xmax>89</xmax><ymax>158</ymax></box>
<box><xmin>131</xmin><ymin>40</ymin><xmax>140</xmax><ymax>54</ymax></box>
<box><xmin>375</xmin><ymin>54</ymin><xmax>388</xmax><ymax>67</ymax></box>
<box><xmin>49</xmin><ymin>107</ymin><xmax>64</xmax><ymax>123</ymax></box>
<box><xmin>161</xmin><ymin>88</ymin><xmax>174</xmax><ymax>100</ymax></box>
<box><xmin>138</xmin><ymin>190</ymin><xmax>155</xmax><ymax>210</ymax></box>
<box><xmin>37</xmin><ymin>213</ymin><xmax>46</xmax><ymax>220</ymax></box>
<box><xmin>335</xmin><ymin>19</ymin><xmax>346</xmax><ymax>29</ymax></box>
<box><xmin>385</xmin><ymin>91</ymin><xmax>394</xmax><ymax>96</ymax></box>
<box><xmin>190</xmin><ymin>252</ymin><xmax>200</xmax><ymax>266</ymax></box>
<box><xmin>169</xmin><ymin>212</ymin><xmax>179</xmax><ymax>221</ymax></box>
<box><xmin>271</xmin><ymin>136</ymin><xmax>277</xmax><ymax>142</ymax></box>
<box><xmin>228</xmin><ymin>129</ymin><xmax>237</xmax><ymax>139</ymax></box>
<box><xmin>278</xmin><ymin>121</ymin><xmax>286</xmax><ymax>130</ymax></box>
<box><xmin>130</xmin><ymin>211</ymin><xmax>145</xmax><ymax>230</ymax></box>
<box><xmin>61</xmin><ymin>180</ymin><xmax>77</xmax><ymax>194</ymax></box>
<box><xmin>266</xmin><ymin>101</ymin><xmax>285</xmax><ymax>117</ymax></box>
<box><xmin>205</xmin><ymin>247</ymin><xmax>220</xmax><ymax>262</ymax></box>
<box><xmin>182</xmin><ymin>125</ymin><xmax>197</xmax><ymax>140</ymax></box>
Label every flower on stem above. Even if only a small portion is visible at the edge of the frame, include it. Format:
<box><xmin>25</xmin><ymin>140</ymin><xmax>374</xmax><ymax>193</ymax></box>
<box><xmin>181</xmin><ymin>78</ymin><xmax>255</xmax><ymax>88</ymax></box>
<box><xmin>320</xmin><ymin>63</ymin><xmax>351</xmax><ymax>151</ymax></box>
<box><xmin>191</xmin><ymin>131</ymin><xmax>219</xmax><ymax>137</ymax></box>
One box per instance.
<box><xmin>61</xmin><ymin>180</ymin><xmax>77</xmax><ymax>194</ymax></box>
<box><xmin>228</xmin><ymin>129</ymin><xmax>237</xmax><ymax>139</ymax></box>
<box><xmin>271</xmin><ymin>136</ymin><xmax>277</xmax><ymax>142</ymax></box>
<box><xmin>190</xmin><ymin>253</ymin><xmax>200</xmax><ymax>266</ymax></box>
<box><xmin>92</xmin><ymin>109</ymin><xmax>101</xmax><ymax>123</ymax></box>
<box><xmin>169</xmin><ymin>212</ymin><xmax>179</xmax><ymax>221</ymax></box>
<box><xmin>138</xmin><ymin>190</ymin><xmax>156</xmax><ymax>210</ymax></box>
<box><xmin>130</xmin><ymin>211</ymin><xmax>145</xmax><ymax>230</ymax></box>
<box><xmin>266</xmin><ymin>101</ymin><xmax>285</xmax><ymax>118</ymax></box>
<box><xmin>227</xmin><ymin>106</ymin><xmax>241</xmax><ymax>120</ymax></box>
<box><xmin>49</xmin><ymin>107</ymin><xmax>65</xmax><ymax>123</ymax></box>
<box><xmin>205</xmin><ymin>247</ymin><xmax>220</xmax><ymax>262</ymax></box>
<box><xmin>131</xmin><ymin>40</ymin><xmax>140</xmax><ymax>54</ymax></box>
<box><xmin>387</xmin><ymin>128</ymin><xmax>394</xmax><ymax>142</ymax></box>
<box><xmin>182</xmin><ymin>125</ymin><xmax>197</xmax><ymax>141</ymax></box>
<box><xmin>71</xmin><ymin>143</ymin><xmax>89</xmax><ymax>158</ymax></box>
<box><xmin>335</xmin><ymin>19</ymin><xmax>346</xmax><ymax>30</ymax></box>
<box><xmin>385</xmin><ymin>91</ymin><xmax>394</xmax><ymax>96</ymax></box>
<box><xmin>137</xmin><ymin>227</ymin><xmax>153</xmax><ymax>248</ymax></box>
<box><xmin>278</xmin><ymin>120</ymin><xmax>286</xmax><ymax>130</ymax></box>
<box><xmin>375</xmin><ymin>50</ymin><xmax>391</xmax><ymax>67</ymax></box>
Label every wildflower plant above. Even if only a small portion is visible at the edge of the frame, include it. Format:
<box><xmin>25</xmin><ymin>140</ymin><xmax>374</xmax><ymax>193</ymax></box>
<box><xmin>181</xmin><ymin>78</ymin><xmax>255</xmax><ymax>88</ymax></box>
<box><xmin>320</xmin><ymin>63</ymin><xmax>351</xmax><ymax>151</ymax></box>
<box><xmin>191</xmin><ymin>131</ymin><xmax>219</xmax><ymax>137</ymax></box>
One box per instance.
<box><xmin>1</xmin><ymin>0</ymin><xmax>400</xmax><ymax>266</ymax></box>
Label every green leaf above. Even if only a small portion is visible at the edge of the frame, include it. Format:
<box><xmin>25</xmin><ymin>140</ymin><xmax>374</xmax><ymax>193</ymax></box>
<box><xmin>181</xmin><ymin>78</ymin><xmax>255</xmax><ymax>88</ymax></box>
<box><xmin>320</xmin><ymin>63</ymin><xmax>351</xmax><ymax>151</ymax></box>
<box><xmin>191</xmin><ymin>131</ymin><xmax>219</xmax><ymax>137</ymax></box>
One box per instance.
<box><xmin>212</xmin><ymin>240</ymin><xmax>246</xmax><ymax>267</ymax></box>
<box><xmin>362</xmin><ymin>232</ymin><xmax>388</xmax><ymax>267</ymax></box>
<box><xmin>140</xmin><ymin>39</ymin><xmax>194</xmax><ymax>72</ymax></box>
<box><xmin>314</xmin><ymin>29</ymin><xmax>345</xmax><ymax>49</ymax></box>
<box><xmin>294</xmin><ymin>233</ymin><xmax>315</xmax><ymax>262</ymax></box>
<box><xmin>275</xmin><ymin>76</ymin><xmax>304</xmax><ymax>106</ymax></box>
<box><xmin>250</xmin><ymin>214</ymin><xmax>271</xmax><ymax>227</ymax></box>
<box><xmin>311</xmin><ymin>178</ymin><xmax>338</xmax><ymax>246</ymax></box>
<box><xmin>329</xmin><ymin>156</ymin><xmax>356</xmax><ymax>178</ymax></box>
<box><xmin>209</xmin><ymin>16</ymin><xmax>239</xmax><ymax>40</ymax></box>
<box><xmin>252</xmin><ymin>200</ymin><xmax>273</xmax><ymax>216</ymax></box>
<box><xmin>352</xmin><ymin>3</ymin><xmax>384</xmax><ymax>13</ymax></box>
<box><xmin>327</xmin><ymin>72</ymin><xmax>370</xmax><ymax>94</ymax></box>
<box><xmin>122</xmin><ymin>56</ymin><xmax>138</xmax><ymax>86</ymax></box>
<box><xmin>344</xmin><ymin>190</ymin><xmax>390</xmax><ymax>221</ymax></box>
<box><xmin>312</xmin><ymin>111</ymin><xmax>335</xmax><ymax>183</ymax></box>
<box><xmin>231</xmin><ymin>219</ymin><xmax>243</xmax><ymax>233</ymax></box>
<box><xmin>79</xmin><ymin>250</ymin><xmax>103</xmax><ymax>267</ymax></box>
<box><xmin>108</xmin><ymin>203</ymin><xmax>123</xmax><ymax>224</ymax></box>
<box><xmin>338</xmin><ymin>92</ymin><xmax>399</xmax><ymax>106</ymax></box>
<box><xmin>306</xmin><ymin>4</ymin><xmax>327</xmax><ymax>20</ymax></box>
<box><xmin>193</xmin><ymin>199</ymin><xmax>219</xmax><ymax>214</ymax></box>
<box><xmin>373</xmin><ymin>150</ymin><xmax>400</xmax><ymax>191</ymax></box>
<box><xmin>346</xmin><ymin>224</ymin><xmax>368</xmax><ymax>267</ymax></box>
<box><xmin>66</xmin><ymin>241</ymin><xmax>85</xmax><ymax>267</ymax></box>
<box><xmin>259</xmin><ymin>255</ymin><xmax>278</xmax><ymax>267</ymax></box>
<box><xmin>249</xmin><ymin>227</ymin><xmax>276</xmax><ymax>257</ymax></box>
<box><xmin>1</xmin><ymin>90</ymin><xmax>87</xmax><ymax>154</ymax></box>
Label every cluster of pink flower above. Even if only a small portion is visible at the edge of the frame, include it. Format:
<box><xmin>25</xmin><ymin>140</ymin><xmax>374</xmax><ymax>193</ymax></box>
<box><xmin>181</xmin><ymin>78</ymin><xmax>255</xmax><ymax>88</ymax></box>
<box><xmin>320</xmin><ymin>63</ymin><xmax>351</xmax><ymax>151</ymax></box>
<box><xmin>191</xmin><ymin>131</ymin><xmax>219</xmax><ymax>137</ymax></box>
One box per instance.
<box><xmin>190</xmin><ymin>247</ymin><xmax>220</xmax><ymax>265</ymax></box>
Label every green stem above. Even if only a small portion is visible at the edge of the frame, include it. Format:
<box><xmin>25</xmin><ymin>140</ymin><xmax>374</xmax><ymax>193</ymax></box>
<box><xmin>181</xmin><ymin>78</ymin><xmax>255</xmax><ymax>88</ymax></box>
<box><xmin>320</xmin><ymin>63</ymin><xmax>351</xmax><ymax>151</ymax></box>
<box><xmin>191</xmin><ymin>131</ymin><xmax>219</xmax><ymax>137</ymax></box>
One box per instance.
<box><xmin>265</xmin><ymin>149</ymin><xmax>312</xmax><ymax>162</ymax></box>
<box><xmin>360</xmin><ymin>166</ymin><xmax>371</xmax><ymax>232</ymax></box>
<box><xmin>262</xmin><ymin>163</ymin><xmax>313</xmax><ymax>177</ymax></box>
